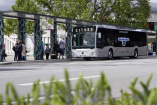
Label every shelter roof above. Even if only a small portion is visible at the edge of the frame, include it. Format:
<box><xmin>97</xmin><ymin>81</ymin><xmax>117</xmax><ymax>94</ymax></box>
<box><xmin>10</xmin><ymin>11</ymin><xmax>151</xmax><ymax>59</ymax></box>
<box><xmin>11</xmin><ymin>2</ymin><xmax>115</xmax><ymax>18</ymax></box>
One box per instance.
<box><xmin>0</xmin><ymin>11</ymin><xmax>101</xmax><ymax>26</ymax></box>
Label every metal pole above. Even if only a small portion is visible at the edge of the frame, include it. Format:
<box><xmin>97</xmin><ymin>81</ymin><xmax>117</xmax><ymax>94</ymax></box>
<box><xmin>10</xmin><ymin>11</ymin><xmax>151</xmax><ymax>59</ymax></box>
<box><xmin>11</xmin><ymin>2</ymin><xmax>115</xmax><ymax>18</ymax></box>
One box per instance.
<box><xmin>0</xmin><ymin>13</ymin><xmax>4</xmax><ymax>62</ymax></box>
<box><xmin>50</xmin><ymin>30</ymin><xmax>54</xmax><ymax>54</ymax></box>
<box><xmin>50</xmin><ymin>18</ymin><xmax>57</xmax><ymax>55</ymax></box>
<box><xmin>156</xmin><ymin>30</ymin><xmax>157</xmax><ymax>55</ymax></box>
<box><xmin>18</xmin><ymin>13</ymin><xmax>26</xmax><ymax>43</ymax></box>
<box><xmin>66</xmin><ymin>20</ymin><xmax>72</xmax><ymax>59</ymax></box>
<box><xmin>34</xmin><ymin>15</ymin><xmax>43</xmax><ymax>60</ymax></box>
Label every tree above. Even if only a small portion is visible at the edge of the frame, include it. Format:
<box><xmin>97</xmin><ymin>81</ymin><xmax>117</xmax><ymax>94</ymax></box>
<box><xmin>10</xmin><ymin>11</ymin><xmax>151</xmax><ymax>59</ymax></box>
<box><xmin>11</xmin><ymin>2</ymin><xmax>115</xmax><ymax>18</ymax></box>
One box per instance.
<box><xmin>111</xmin><ymin>0</ymin><xmax>151</xmax><ymax>28</ymax></box>
<box><xmin>34</xmin><ymin>0</ymin><xmax>114</xmax><ymax>21</ymax></box>
<box><xmin>4</xmin><ymin>19</ymin><xmax>17</xmax><ymax>36</ymax></box>
<box><xmin>111</xmin><ymin>0</ymin><xmax>135</xmax><ymax>26</ymax></box>
<box><xmin>35</xmin><ymin>0</ymin><xmax>151</xmax><ymax>29</ymax></box>
<box><xmin>4</xmin><ymin>0</ymin><xmax>42</xmax><ymax>36</ymax></box>
<box><xmin>132</xmin><ymin>0</ymin><xmax>151</xmax><ymax>28</ymax></box>
<box><xmin>34</xmin><ymin>0</ymin><xmax>116</xmax><ymax>29</ymax></box>
<box><xmin>35</xmin><ymin>0</ymin><xmax>91</xmax><ymax>19</ymax></box>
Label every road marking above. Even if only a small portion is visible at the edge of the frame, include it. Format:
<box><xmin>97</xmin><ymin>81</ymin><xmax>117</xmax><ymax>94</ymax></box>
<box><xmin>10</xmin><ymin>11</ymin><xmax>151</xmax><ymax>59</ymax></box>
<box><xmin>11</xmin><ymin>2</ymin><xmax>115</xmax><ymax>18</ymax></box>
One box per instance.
<box><xmin>18</xmin><ymin>75</ymin><xmax>100</xmax><ymax>86</ymax></box>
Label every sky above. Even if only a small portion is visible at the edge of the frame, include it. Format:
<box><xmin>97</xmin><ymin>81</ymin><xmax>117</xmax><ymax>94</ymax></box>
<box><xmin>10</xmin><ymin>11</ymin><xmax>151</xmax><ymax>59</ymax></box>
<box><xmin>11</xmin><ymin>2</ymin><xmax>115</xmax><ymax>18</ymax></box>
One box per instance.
<box><xmin>0</xmin><ymin>0</ymin><xmax>157</xmax><ymax>11</ymax></box>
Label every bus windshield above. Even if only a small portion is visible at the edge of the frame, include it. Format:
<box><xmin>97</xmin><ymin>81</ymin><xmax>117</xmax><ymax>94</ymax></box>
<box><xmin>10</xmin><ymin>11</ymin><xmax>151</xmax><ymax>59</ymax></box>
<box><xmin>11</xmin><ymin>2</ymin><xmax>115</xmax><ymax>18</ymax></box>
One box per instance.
<box><xmin>72</xmin><ymin>32</ymin><xmax>95</xmax><ymax>49</ymax></box>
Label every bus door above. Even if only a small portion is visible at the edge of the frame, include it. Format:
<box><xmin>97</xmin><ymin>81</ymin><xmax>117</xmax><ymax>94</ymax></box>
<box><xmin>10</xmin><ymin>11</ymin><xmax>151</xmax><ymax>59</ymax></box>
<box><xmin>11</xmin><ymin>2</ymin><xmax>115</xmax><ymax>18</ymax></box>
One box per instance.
<box><xmin>137</xmin><ymin>33</ymin><xmax>147</xmax><ymax>56</ymax></box>
<box><xmin>97</xmin><ymin>32</ymin><xmax>107</xmax><ymax>57</ymax></box>
<box><xmin>97</xmin><ymin>28</ymin><xmax>115</xmax><ymax>57</ymax></box>
<box><xmin>131</xmin><ymin>32</ymin><xmax>147</xmax><ymax>56</ymax></box>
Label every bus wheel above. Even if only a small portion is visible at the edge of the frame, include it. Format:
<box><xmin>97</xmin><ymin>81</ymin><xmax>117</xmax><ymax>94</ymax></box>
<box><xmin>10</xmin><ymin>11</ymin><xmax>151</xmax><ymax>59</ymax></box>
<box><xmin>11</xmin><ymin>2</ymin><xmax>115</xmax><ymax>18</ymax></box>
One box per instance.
<box><xmin>84</xmin><ymin>57</ymin><xmax>91</xmax><ymax>61</ymax></box>
<box><xmin>134</xmin><ymin>49</ymin><xmax>138</xmax><ymax>58</ymax></box>
<box><xmin>108</xmin><ymin>50</ymin><xmax>113</xmax><ymax>59</ymax></box>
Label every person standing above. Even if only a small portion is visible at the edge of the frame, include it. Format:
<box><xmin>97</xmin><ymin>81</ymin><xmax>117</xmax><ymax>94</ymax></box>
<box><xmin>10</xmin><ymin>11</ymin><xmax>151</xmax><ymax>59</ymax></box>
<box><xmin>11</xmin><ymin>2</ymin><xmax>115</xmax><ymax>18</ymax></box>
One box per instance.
<box><xmin>59</xmin><ymin>38</ymin><xmax>66</xmax><ymax>59</ymax></box>
<box><xmin>42</xmin><ymin>41</ymin><xmax>44</xmax><ymax>60</ymax></box>
<box><xmin>17</xmin><ymin>40</ymin><xmax>22</xmax><ymax>61</ymax></box>
<box><xmin>2</xmin><ymin>44</ymin><xmax>6</xmax><ymax>61</ymax></box>
<box><xmin>54</xmin><ymin>41</ymin><xmax>60</xmax><ymax>59</ymax></box>
<box><xmin>13</xmin><ymin>41</ymin><xmax>18</xmax><ymax>61</ymax></box>
<box><xmin>21</xmin><ymin>42</ymin><xmax>27</xmax><ymax>60</ymax></box>
<box><xmin>45</xmin><ymin>43</ymin><xmax>51</xmax><ymax>60</ymax></box>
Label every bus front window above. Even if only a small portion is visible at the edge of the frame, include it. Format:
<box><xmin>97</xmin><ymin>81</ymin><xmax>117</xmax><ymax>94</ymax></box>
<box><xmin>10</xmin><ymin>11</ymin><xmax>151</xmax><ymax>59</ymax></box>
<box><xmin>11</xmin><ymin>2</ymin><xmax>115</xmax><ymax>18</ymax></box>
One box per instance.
<box><xmin>72</xmin><ymin>32</ymin><xmax>95</xmax><ymax>48</ymax></box>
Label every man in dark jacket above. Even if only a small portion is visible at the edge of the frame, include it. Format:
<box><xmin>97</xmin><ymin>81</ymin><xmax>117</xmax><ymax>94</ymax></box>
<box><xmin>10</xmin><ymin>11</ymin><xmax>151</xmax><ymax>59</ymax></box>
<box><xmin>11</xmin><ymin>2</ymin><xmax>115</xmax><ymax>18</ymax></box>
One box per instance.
<box><xmin>42</xmin><ymin>41</ymin><xmax>44</xmax><ymax>60</ymax></box>
<box><xmin>54</xmin><ymin>41</ymin><xmax>60</xmax><ymax>59</ymax></box>
<box><xmin>17</xmin><ymin>40</ymin><xmax>22</xmax><ymax>61</ymax></box>
<box><xmin>2</xmin><ymin>44</ymin><xmax>6</xmax><ymax>61</ymax></box>
<box><xmin>13</xmin><ymin>41</ymin><xmax>18</xmax><ymax>61</ymax></box>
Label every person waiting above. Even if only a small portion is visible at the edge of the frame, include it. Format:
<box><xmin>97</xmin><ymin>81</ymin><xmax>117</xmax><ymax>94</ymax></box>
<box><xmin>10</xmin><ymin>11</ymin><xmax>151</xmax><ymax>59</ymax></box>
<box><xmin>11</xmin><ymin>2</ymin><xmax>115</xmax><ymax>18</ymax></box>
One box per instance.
<box><xmin>59</xmin><ymin>38</ymin><xmax>66</xmax><ymax>59</ymax></box>
<box><xmin>54</xmin><ymin>41</ymin><xmax>60</xmax><ymax>59</ymax></box>
<box><xmin>45</xmin><ymin>44</ymin><xmax>51</xmax><ymax>60</ymax></box>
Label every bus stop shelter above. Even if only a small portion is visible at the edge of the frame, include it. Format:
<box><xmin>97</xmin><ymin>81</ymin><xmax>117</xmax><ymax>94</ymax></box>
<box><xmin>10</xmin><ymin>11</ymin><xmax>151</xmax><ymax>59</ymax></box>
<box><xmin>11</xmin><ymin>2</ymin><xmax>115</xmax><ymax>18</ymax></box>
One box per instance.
<box><xmin>0</xmin><ymin>11</ymin><xmax>140</xmax><ymax>62</ymax></box>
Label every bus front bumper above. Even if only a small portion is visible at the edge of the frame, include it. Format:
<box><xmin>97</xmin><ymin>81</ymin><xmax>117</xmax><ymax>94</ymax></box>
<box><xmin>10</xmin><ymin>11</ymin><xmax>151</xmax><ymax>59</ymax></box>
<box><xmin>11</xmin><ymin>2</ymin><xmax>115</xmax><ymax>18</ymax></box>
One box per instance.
<box><xmin>72</xmin><ymin>49</ymin><xmax>96</xmax><ymax>58</ymax></box>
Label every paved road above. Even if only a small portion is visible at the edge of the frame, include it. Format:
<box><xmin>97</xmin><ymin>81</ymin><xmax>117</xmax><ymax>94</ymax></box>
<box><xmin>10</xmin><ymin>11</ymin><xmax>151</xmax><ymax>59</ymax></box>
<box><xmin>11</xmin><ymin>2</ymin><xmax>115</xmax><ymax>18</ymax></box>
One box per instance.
<box><xmin>0</xmin><ymin>56</ymin><xmax>157</xmax><ymax>99</ymax></box>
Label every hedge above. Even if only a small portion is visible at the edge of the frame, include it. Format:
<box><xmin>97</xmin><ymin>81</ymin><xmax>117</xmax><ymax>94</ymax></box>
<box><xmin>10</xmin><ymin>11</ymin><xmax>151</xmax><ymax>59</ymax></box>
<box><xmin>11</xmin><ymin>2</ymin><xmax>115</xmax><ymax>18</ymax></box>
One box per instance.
<box><xmin>1</xmin><ymin>69</ymin><xmax>156</xmax><ymax>105</ymax></box>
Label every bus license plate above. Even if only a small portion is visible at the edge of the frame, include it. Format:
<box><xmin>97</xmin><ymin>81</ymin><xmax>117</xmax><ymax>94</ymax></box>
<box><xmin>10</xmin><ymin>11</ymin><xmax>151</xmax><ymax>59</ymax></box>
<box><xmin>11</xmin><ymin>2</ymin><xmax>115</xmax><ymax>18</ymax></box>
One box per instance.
<box><xmin>81</xmin><ymin>55</ymin><xmax>86</xmax><ymax>57</ymax></box>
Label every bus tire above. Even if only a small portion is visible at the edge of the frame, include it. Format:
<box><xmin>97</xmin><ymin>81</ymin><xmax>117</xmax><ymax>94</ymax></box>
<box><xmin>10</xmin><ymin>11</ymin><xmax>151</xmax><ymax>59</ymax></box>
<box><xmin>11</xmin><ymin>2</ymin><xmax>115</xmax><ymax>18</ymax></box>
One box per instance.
<box><xmin>134</xmin><ymin>49</ymin><xmax>138</xmax><ymax>58</ymax></box>
<box><xmin>108</xmin><ymin>49</ymin><xmax>113</xmax><ymax>59</ymax></box>
<box><xmin>84</xmin><ymin>57</ymin><xmax>91</xmax><ymax>61</ymax></box>
<box><xmin>130</xmin><ymin>49</ymin><xmax>138</xmax><ymax>58</ymax></box>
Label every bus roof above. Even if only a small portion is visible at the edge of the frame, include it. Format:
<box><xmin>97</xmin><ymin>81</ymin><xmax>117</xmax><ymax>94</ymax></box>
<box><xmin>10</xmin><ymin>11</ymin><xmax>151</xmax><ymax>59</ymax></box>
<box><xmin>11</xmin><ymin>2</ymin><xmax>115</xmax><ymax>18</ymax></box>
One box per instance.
<box><xmin>95</xmin><ymin>25</ymin><xmax>147</xmax><ymax>32</ymax></box>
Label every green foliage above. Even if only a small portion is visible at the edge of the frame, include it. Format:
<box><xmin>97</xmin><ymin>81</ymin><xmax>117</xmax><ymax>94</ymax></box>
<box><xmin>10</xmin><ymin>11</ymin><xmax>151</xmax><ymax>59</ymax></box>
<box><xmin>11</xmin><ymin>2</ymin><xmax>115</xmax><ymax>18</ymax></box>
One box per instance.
<box><xmin>35</xmin><ymin>0</ymin><xmax>151</xmax><ymax>29</ymax></box>
<box><xmin>4</xmin><ymin>19</ymin><xmax>17</xmax><ymax>36</ymax></box>
<box><xmin>0</xmin><ymin>71</ymin><xmax>157</xmax><ymax>105</ymax></box>
<box><xmin>4</xmin><ymin>0</ymin><xmax>42</xmax><ymax>36</ymax></box>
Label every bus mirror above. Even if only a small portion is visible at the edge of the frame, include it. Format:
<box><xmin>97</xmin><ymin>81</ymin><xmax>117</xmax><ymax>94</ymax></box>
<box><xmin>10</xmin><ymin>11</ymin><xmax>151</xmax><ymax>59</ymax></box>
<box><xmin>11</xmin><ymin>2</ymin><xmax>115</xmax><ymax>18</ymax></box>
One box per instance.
<box><xmin>98</xmin><ymin>33</ymin><xmax>101</xmax><ymax>38</ymax></box>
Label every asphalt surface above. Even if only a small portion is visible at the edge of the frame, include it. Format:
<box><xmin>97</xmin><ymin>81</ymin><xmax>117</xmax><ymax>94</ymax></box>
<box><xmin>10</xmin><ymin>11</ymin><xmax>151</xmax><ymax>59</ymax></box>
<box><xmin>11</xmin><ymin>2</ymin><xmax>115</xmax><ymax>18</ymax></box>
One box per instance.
<box><xmin>0</xmin><ymin>56</ymin><xmax>157</xmax><ymax>99</ymax></box>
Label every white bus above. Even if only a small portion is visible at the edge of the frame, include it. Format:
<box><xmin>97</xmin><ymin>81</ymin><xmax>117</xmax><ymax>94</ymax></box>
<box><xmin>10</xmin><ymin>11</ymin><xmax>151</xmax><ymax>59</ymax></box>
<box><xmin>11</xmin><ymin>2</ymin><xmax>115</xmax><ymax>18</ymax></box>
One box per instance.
<box><xmin>72</xmin><ymin>25</ymin><xmax>147</xmax><ymax>60</ymax></box>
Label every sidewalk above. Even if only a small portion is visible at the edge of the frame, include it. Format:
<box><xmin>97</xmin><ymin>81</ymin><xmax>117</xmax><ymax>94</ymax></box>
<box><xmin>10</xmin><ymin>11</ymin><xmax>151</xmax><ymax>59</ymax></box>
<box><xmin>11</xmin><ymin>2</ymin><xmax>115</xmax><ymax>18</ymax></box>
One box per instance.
<box><xmin>0</xmin><ymin>53</ymin><xmax>70</xmax><ymax>65</ymax></box>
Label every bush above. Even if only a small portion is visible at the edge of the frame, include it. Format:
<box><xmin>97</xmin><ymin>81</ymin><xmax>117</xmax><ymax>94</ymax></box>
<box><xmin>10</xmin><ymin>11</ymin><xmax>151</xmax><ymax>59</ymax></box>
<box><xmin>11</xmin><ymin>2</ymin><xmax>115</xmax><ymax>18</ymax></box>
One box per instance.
<box><xmin>1</xmin><ymin>70</ymin><xmax>157</xmax><ymax>105</ymax></box>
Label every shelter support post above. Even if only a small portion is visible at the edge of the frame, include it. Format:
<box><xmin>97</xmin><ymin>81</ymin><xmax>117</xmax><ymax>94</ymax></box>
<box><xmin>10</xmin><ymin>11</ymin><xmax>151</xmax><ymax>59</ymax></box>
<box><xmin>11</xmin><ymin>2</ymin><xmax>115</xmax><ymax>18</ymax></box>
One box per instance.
<box><xmin>18</xmin><ymin>13</ymin><xmax>26</xmax><ymax>43</ymax></box>
<box><xmin>0</xmin><ymin>13</ymin><xmax>4</xmax><ymax>62</ymax></box>
<box><xmin>156</xmin><ymin>31</ymin><xmax>157</xmax><ymax>55</ymax></box>
<box><xmin>50</xmin><ymin>18</ymin><xmax>57</xmax><ymax>54</ymax></box>
<box><xmin>34</xmin><ymin>16</ymin><xmax>43</xmax><ymax>60</ymax></box>
<box><xmin>66</xmin><ymin>20</ymin><xmax>72</xmax><ymax>59</ymax></box>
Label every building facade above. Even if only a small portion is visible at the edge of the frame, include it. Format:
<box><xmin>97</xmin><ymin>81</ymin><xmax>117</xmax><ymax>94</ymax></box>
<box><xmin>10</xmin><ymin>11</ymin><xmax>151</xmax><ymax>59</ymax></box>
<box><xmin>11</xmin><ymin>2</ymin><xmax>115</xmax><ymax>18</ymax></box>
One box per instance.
<box><xmin>147</xmin><ymin>2</ymin><xmax>157</xmax><ymax>51</ymax></box>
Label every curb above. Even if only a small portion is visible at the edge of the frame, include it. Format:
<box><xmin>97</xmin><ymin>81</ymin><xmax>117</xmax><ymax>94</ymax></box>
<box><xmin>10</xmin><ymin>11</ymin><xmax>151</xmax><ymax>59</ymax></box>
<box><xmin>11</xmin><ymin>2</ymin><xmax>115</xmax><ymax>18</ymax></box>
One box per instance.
<box><xmin>0</xmin><ymin>62</ymin><xmax>12</xmax><ymax>65</ymax></box>
<box><xmin>0</xmin><ymin>58</ymin><xmax>84</xmax><ymax>65</ymax></box>
<box><xmin>0</xmin><ymin>59</ymin><xmax>71</xmax><ymax>65</ymax></box>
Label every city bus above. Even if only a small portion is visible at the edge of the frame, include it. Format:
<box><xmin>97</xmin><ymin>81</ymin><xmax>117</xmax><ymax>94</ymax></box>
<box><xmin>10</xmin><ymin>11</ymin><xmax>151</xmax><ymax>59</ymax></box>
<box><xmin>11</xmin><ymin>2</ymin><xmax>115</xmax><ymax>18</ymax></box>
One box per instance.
<box><xmin>72</xmin><ymin>25</ymin><xmax>147</xmax><ymax>60</ymax></box>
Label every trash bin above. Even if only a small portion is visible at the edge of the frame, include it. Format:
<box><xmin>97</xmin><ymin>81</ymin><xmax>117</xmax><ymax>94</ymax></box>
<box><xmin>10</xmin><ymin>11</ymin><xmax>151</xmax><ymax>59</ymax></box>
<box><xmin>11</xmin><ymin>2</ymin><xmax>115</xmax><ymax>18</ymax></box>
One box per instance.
<box><xmin>148</xmin><ymin>42</ymin><xmax>153</xmax><ymax>55</ymax></box>
<box><xmin>51</xmin><ymin>54</ymin><xmax>57</xmax><ymax>59</ymax></box>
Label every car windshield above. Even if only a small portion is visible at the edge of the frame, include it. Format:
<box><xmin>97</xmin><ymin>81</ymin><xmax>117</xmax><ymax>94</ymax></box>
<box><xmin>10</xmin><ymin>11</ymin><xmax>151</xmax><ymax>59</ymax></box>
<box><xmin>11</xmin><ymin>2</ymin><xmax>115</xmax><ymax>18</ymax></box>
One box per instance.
<box><xmin>72</xmin><ymin>32</ymin><xmax>95</xmax><ymax>49</ymax></box>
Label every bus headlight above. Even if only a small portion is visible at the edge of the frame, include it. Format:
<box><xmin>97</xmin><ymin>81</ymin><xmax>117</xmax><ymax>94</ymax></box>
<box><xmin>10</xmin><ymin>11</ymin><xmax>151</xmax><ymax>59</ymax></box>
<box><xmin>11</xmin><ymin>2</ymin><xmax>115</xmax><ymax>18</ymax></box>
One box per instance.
<box><xmin>72</xmin><ymin>52</ymin><xmax>75</xmax><ymax>57</ymax></box>
<box><xmin>72</xmin><ymin>52</ymin><xmax>76</xmax><ymax>57</ymax></box>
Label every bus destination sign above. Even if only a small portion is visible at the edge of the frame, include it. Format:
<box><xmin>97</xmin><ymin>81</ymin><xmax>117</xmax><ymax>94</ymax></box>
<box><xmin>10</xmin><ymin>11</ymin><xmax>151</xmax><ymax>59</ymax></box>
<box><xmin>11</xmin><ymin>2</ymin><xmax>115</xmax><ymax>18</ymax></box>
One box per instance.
<box><xmin>73</xmin><ymin>27</ymin><xmax>96</xmax><ymax>33</ymax></box>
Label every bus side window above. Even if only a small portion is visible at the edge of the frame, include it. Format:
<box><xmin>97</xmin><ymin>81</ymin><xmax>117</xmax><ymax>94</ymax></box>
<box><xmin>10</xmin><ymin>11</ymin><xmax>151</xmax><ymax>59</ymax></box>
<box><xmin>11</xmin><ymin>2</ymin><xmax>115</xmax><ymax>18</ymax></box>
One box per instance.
<box><xmin>114</xmin><ymin>34</ymin><xmax>119</xmax><ymax>47</ymax></box>
<box><xmin>106</xmin><ymin>35</ymin><xmax>114</xmax><ymax>46</ymax></box>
